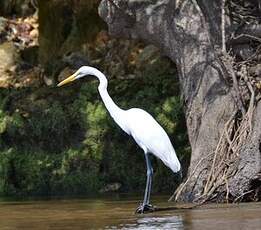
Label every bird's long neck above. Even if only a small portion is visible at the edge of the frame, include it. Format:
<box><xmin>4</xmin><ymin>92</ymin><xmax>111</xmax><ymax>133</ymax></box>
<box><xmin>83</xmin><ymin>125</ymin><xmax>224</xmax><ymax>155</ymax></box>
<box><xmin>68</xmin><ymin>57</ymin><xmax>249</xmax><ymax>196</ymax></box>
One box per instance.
<box><xmin>92</xmin><ymin>69</ymin><xmax>126</xmax><ymax>127</ymax></box>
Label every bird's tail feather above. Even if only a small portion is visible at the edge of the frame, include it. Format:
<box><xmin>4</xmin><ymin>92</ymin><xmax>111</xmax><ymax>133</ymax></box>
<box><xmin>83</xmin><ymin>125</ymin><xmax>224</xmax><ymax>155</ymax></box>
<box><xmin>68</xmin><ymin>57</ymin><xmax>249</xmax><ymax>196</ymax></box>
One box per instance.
<box><xmin>166</xmin><ymin>148</ymin><xmax>181</xmax><ymax>173</ymax></box>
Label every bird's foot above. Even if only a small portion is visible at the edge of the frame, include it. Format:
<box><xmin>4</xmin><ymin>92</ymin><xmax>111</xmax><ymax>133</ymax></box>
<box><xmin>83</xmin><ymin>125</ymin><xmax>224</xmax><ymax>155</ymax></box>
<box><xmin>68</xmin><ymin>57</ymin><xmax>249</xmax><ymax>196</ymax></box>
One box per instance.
<box><xmin>135</xmin><ymin>203</ymin><xmax>155</xmax><ymax>214</ymax></box>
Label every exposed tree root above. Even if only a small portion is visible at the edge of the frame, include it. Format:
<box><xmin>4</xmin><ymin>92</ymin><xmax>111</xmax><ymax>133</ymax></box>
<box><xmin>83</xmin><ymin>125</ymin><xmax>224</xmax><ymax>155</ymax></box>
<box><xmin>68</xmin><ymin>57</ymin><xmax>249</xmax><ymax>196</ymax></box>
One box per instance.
<box><xmin>173</xmin><ymin>52</ymin><xmax>259</xmax><ymax>203</ymax></box>
<box><xmin>172</xmin><ymin>0</ymin><xmax>260</xmax><ymax>204</ymax></box>
<box><xmin>174</xmin><ymin>92</ymin><xmax>256</xmax><ymax>203</ymax></box>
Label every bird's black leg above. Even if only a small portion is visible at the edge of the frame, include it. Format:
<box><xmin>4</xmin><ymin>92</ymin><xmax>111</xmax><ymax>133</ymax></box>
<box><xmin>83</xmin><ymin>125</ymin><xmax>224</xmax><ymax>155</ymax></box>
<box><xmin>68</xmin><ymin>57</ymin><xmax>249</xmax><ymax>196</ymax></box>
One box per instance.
<box><xmin>136</xmin><ymin>153</ymin><xmax>155</xmax><ymax>214</ymax></box>
<box><xmin>145</xmin><ymin>154</ymin><xmax>153</xmax><ymax>204</ymax></box>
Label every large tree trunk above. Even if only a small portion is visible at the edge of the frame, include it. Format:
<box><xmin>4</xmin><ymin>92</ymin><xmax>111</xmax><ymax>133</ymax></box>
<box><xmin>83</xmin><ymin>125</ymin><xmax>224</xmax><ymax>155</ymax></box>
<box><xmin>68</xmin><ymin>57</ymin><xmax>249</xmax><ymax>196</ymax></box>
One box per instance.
<box><xmin>38</xmin><ymin>0</ymin><xmax>104</xmax><ymax>75</ymax></box>
<box><xmin>98</xmin><ymin>0</ymin><xmax>261</xmax><ymax>202</ymax></box>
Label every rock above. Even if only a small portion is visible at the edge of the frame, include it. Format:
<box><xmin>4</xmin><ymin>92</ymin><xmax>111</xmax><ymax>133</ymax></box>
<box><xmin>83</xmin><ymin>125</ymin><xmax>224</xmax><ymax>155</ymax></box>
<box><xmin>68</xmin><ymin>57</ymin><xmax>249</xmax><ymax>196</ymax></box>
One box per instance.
<box><xmin>29</xmin><ymin>28</ymin><xmax>38</xmax><ymax>39</ymax></box>
<box><xmin>0</xmin><ymin>42</ymin><xmax>19</xmax><ymax>88</ymax></box>
<box><xmin>99</xmin><ymin>183</ymin><xmax>122</xmax><ymax>193</ymax></box>
<box><xmin>0</xmin><ymin>17</ymin><xmax>7</xmax><ymax>34</ymax></box>
<box><xmin>0</xmin><ymin>42</ymin><xmax>19</xmax><ymax>68</ymax></box>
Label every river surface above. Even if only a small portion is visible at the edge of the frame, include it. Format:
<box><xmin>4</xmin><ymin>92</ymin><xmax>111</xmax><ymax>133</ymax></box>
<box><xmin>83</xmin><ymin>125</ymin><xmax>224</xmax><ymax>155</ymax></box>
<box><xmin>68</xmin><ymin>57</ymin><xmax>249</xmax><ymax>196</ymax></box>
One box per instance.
<box><xmin>0</xmin><ymin>195</ymin><xmax>260</xmax><ymax>229</ymax></box>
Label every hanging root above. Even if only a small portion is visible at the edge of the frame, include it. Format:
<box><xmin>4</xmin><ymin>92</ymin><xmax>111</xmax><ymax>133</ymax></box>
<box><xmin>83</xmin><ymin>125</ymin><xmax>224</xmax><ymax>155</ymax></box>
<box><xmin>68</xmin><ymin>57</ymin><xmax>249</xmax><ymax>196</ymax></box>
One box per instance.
<box><xmin>173</xmin><ymin>86</ymin><xmax>255</xmax><ymax>203</ymax></box>
<box><xmin>172</xmin><ymin>0</ymin><xmax>261</xmax><ymax>203</ymax></box>
<box><xmin>173</xmin><ymin>48</ymin><xmax>259</xmax><ymax>204</ymax></box>
<box><xmin>197</xmin><ymin>99</ymin><xmax>254</xmax><ymax>203</ymax></box>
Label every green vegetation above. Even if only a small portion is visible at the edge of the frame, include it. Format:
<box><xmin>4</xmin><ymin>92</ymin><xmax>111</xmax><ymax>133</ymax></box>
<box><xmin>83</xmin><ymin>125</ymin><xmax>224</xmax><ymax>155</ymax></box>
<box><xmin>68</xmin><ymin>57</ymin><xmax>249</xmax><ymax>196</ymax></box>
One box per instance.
<box><xmin>0</xmin><ymin>60</ymin><xmax>189</xmax><ymax>197</ymax></box>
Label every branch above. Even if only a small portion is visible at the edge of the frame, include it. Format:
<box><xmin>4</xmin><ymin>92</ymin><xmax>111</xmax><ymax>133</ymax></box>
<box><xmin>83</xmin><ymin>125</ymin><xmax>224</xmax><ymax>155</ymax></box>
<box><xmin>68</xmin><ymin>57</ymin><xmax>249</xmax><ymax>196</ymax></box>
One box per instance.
<box><xmin>239</xmin><ymin>24</ymin><xmax>261</xmax><ymax>38</ymax></box>
<box><xmin>221</xmin><ymin>0</ymin><xmax>226</xmax><ymax>53</ymax></box>
<box><xmin>229</xmin><ymin>24</ymin><xmax>261</xmax><ymax>44</ymax></box>
<box><xmin>232</xmin><ymin>34</ymin><xmax>261</xmax><ymax>43</ymax></box>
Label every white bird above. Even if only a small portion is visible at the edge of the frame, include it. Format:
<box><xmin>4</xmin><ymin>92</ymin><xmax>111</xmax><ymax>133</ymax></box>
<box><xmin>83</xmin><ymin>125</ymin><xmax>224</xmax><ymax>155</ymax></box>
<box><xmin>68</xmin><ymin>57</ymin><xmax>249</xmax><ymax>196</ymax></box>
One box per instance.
<box><xmin>58</xmin><ymin>66</ymin><xmax>181</xmax><ymax>213</ymax></box>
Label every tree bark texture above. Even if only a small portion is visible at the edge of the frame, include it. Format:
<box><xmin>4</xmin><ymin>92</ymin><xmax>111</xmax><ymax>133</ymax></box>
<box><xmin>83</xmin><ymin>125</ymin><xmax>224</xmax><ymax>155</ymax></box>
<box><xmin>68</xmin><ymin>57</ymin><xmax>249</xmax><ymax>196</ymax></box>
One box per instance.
<box><xmin>98</xmin><ymin>0</ymin><xmax>261</xmax><ymax>202</ymax></box>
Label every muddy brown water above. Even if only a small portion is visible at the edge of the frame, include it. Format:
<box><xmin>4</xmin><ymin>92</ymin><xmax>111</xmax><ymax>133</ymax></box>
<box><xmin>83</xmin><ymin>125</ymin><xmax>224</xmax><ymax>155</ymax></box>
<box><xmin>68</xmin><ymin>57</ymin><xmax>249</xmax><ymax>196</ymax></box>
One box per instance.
<box><xmin>0</xmin><ymin>195</ymin><xmax>260</xmax><ymax>229</ymax></box>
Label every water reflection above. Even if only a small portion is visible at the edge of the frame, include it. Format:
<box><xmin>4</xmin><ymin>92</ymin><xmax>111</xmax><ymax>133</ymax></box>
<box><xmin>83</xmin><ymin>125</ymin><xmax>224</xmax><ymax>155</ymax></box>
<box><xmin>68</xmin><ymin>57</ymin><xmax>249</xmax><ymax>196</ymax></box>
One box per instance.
<box><xmin>0</xmin><ymin>196</ymin><xmax>260</xmax><ymax>230</ymax></box>
<box><xmin>116</xmin><ymin>215</ymin><xmax>184</xmax><ymax>230</ymax></box>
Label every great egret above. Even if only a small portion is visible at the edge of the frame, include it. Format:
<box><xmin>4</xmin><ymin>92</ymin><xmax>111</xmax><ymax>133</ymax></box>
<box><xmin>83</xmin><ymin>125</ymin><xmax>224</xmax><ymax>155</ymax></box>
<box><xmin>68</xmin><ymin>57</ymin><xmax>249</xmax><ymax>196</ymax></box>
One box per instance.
<box><xmin>58</xmin><ymin>66</ymin><xmax>181</xmax><ymax>213</ymax></box>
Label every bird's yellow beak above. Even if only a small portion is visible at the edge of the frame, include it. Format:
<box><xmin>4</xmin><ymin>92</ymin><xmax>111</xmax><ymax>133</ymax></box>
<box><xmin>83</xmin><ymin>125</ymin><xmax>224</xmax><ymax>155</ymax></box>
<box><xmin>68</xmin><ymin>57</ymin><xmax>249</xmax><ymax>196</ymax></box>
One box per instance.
<box><xmin>57</xmin><ymin>73</ymin><xmax>77</xmax><ymax>87</ymax></box>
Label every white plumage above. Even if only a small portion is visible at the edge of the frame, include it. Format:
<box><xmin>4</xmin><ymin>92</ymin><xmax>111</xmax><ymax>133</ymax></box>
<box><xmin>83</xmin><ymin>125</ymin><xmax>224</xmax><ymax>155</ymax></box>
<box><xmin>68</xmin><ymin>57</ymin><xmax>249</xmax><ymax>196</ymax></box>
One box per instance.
<box><xmin>58</xmin><ymin>66</ymin><xmax>181</xmax><ymax>213</ymax></box>
<box><xmin>124</xmin><ymin>108</ymin><xmax>180</xmax><ymax>173</ymax></box>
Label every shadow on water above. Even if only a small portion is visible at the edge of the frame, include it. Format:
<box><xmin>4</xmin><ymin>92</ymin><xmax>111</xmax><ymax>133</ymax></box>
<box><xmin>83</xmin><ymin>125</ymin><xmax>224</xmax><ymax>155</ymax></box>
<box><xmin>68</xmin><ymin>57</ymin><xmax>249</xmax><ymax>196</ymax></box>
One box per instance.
<box><xmin>0</xmin><ymin>195</ymin><xmax>260</xmax><ymax>229</ymax></box>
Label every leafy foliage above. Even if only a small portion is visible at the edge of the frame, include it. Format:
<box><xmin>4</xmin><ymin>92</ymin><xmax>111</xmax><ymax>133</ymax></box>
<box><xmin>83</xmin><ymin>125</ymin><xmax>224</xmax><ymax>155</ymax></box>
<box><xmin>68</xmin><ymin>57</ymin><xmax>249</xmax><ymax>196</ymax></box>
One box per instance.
<box><xmin>0</xmin><ymin>62</ymin><xmax>189</xmax><ymax>196</ymax></box>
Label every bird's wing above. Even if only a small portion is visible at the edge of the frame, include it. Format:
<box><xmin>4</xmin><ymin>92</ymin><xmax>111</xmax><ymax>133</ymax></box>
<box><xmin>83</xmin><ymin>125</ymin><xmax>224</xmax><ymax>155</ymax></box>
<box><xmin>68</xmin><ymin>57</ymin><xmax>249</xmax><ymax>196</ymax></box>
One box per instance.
<box><xmin>127</xmin><ymin>108</ymin><xmax>180</xmax><ymax>172</ymax></box>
